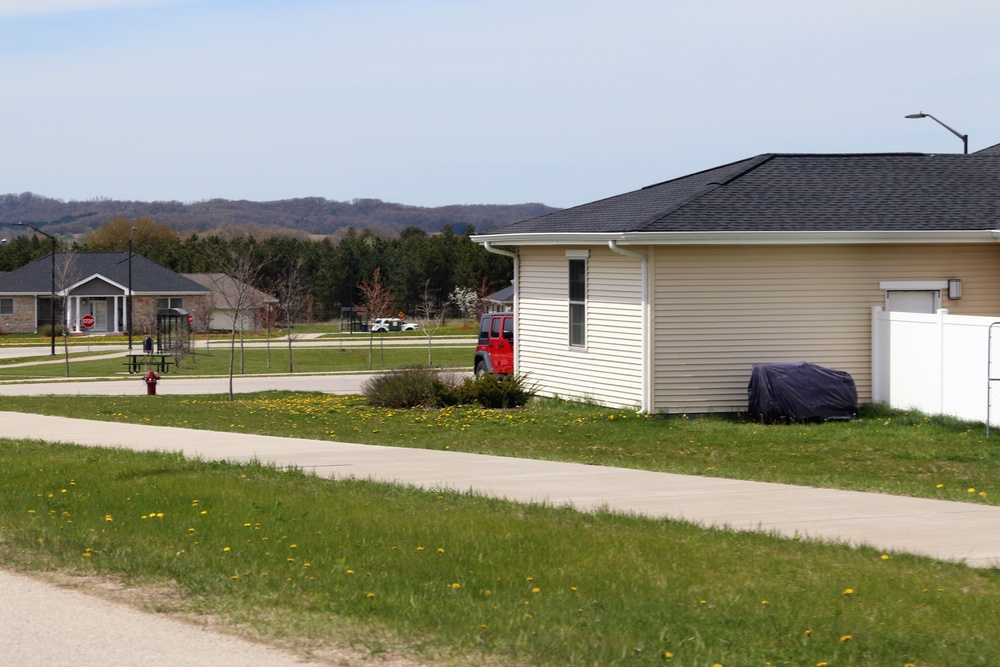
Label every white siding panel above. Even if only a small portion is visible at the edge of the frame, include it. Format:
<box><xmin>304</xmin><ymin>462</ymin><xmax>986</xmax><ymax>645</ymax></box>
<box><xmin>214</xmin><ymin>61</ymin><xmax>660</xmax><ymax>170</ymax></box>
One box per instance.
<box><xmin>651</xmin><ymin>244</ymin><xmax>1000</xmax><ymax>414</ymax></box>
<box><xmin>518</xmin><ymin>246</ymin><xmax>644</xmax><ymax>408</ymax></box>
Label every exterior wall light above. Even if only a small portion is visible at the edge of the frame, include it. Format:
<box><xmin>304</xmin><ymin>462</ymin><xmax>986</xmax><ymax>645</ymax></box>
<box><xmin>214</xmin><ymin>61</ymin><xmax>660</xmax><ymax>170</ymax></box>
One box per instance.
<box><xmin>948</xmin><ymin>278</ymin><xmax>962</xmax><ymax>300</ymax></box>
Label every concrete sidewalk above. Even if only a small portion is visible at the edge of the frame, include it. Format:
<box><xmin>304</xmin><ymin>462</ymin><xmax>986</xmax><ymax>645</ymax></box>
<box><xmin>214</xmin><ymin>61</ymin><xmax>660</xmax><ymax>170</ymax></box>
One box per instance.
<box><xmin>4</xmin><ymin>410</ymin><xmax>999</xmax><ymax>569</ymax></box>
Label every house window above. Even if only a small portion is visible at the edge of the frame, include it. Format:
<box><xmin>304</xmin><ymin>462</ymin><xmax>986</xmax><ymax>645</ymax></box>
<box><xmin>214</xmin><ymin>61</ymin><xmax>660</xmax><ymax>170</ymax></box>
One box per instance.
<box><xmin>569</xmin><ymin>258</ymin><xmax>586</xmax><ymax>347</ymax></box>
<box><xmin>156</xmin><ymin>297</ymin><xmax>183</xmax><ymax>309</ymax></box>
<box><xmin>0</xmin><ymin>298</ymin><xmax>12</xmax><ymax>315</ymax></box>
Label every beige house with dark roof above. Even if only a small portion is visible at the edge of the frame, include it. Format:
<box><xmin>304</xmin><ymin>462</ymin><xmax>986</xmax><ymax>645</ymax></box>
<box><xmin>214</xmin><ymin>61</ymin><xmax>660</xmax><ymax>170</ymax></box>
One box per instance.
<box><xmin>183</xmin><ymin>273</ymin><xmax>278</xmax><ymax>332</ymax></box>
<box><xmin>473</xmin><ymin>146</ymin><xmax>1000</xmax><ymax>414</ymax></box>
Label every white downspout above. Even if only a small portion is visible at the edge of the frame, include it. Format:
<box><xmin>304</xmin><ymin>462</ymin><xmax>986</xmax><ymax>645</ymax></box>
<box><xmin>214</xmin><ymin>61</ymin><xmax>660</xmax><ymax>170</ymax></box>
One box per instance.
<box><xmin>608</xmin><ymin>240</ymin><xmax>649</xmax><ymax>414</ymax></box>
<box><xmin>482</xmin><ymin>242</ymin><xmax>519</xmax><ymax>374</ymax></box>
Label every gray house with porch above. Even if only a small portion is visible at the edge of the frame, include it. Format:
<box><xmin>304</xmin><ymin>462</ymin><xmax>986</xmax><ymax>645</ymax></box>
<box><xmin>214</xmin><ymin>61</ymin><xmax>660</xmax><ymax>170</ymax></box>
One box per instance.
<box><xmin>0</xmin><ymin>252</ymin><xmax>210</xmax><ymax>335</ymax></box>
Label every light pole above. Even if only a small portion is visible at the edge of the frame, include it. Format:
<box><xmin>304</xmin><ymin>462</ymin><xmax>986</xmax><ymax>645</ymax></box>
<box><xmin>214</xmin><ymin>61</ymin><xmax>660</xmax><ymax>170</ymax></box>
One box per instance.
<box><xmin>128</xmin><ymin>226</ymin><xmax>137</xmax><ymax>351</ymax></box>
<box><xmin>905</xmin><ymin>112</ymin><xmax>968</xmax><ymax>154</ymax></box>
<box><xmin>18</xmin><ymin>222</ymin><xmax>56</xmax><ymax>356</ymax></box>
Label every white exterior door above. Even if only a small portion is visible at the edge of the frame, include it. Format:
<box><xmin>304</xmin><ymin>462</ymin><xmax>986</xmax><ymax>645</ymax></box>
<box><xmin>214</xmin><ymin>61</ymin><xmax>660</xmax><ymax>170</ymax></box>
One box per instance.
<box><xmin>92</xmin><ymin>301</ymin><xmax>108</xmax><ymax>330</ymax></box>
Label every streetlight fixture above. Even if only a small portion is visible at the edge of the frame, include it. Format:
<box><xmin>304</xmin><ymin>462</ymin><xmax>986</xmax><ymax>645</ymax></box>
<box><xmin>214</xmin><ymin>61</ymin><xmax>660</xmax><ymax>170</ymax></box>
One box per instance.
<box><xmin>905</xmin><ymin>112</ymin><xmax>968</xmax><ymax>154</ymax></box>
<box><xmin>17</xmin><ymin>222</ymin><xmax>56</xmax><ymax>356</ymax></box>
<box><xmin>128</xmin><ymin>226</ymin><xmax>137</xmax><ymax>351</ymax></box>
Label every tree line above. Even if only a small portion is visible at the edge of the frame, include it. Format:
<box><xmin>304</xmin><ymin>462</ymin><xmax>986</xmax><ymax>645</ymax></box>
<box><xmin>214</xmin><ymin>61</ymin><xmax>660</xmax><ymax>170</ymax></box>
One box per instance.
<box><xmin>0</xmin><ymin>217</ymin><xmax>515</xmax><ymax>322</ymax></box>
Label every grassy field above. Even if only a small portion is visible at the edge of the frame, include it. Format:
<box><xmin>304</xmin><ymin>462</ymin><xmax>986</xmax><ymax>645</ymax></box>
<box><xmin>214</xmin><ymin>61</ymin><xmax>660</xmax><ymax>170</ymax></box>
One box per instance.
<box><xmin>0</xmin><ymin>345</ymin><xmax>473</xmax><ymax>380</ymax></box>
<box><xmin>2</xmin><ymin>349</ymin><xmax>999</xmax><ymax>665</ymax></box>
<box><xmin>3</xmin><ymin>392</ymin><xmax>997</xmax><ymax>506</ymax></box>
<box><xmin>2</xmin><ymin>437</ymin><xmax>998</xmax><ymax>667</ymax></box>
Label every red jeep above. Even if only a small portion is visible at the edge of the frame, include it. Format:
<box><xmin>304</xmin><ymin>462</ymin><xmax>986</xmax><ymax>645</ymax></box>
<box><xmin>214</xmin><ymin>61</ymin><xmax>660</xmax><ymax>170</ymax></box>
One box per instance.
<box><xmin>474</xmin><ymin>313</ymin><xmax>514</xmax><ymax>376</ymax></box>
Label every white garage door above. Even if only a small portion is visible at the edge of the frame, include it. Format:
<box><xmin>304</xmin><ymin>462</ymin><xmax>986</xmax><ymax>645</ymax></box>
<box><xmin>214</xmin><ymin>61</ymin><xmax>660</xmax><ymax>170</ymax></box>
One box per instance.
<box><xmin>886</xmin><ymin>290</ymin><xmax>938</xmax><ymax>314</ymax></box>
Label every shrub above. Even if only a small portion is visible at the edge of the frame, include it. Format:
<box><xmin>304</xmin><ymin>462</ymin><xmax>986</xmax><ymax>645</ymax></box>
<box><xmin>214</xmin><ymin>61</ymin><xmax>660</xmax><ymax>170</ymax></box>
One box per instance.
<box><xmin>362</xmin><ymin>366</ymin><xmax>440</xmax><ymax>408</ymax></box>
<box><xmin>37</xmin><ymin>324</ymin><xmax>68</xmax><ymax>337</ymax></box>
<box><xmin>460</xmin><ymin>372</ymin><xmax>534</xmax><ymax>408</ymax></box>
<box><xmin>363</xmin><ymin>367</ymin><xmax>537</xmax><ymax>409</ymax></box>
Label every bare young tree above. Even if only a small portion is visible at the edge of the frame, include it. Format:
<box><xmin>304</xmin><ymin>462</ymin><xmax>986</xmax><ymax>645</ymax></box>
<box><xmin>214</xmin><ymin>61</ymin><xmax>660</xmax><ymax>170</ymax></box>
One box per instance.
<box><xmin>413</xmin><ymin>280</ymin><xmax>449</xmax><ymax>367</ymax></box>
<box><xmin>356</xmin><ymin>267</ymin><xmax>394</xmax><ymax>370</ymax></box>
<box><xmin>53</xmin><ymin>252</ymin><xmax>80</xmax><ymax>378</ymax></box>
<box><xmin>275</xmin><ymin>261</ymin><xmax>309</xmax><ymax>373</ymax></box>
<box><xmin>211</xmin><ymin>244</ymin><xmax>268</xmax><ymax>401</ymax></box>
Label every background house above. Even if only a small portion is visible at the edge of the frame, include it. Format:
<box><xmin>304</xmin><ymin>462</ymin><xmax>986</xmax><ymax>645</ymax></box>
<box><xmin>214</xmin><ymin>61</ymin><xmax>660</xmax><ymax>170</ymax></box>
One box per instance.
<box><xmin>0</xmin><ymin>252</ymin><xmax>210</xmax><ymax>335</ymax></box>
<box><xmin>473</xmin><ymin>147</ymin><xmax>1000</xmax><ymax>414</ymax></box>
<box><xmin>183</xmin><ymin>273</ymin><xmax>278</xmax><ymax>332</ymax></box>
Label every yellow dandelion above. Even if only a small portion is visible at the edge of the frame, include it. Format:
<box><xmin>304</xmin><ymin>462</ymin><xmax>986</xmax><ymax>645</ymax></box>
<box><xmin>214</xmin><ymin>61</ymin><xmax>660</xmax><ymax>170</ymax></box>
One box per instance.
<box><xmin>366</xmin><ymin>592</ymin><xmax>375</xmax><ymax>599</ymax></box>
<box><xmin>968</xmin><ymin>488</ymin><xmax>976</xmax><ymax>493</ymax></box>
<box><xmin>843</xmin><ymin>588</ymin><xmax>855</xmax><ymax>596</ymax></box>
<box><xmin>840</xmin><ymin>634</ymin><xmax>852</xmax><ymax>642</ymax></box>
<box><xmin>532</xmin><ymin>587</ymin><xmax>540</xmax><ymax>593</ymax></box>
<box><xmin>936</xmin><ymin>483</ymin><xmax>944</xmax><ymax>488</ymax></box>
<box><xmin>437</xmin><ymin>548</ymin><xmax>445</xmax><ymax>553</ymax></box>
<box><xmin>451</xmin><ymin>582</ymin><xmax>461</xmax><ymax>589</ymax></box>
<box><xmin>663</xmin><ymin>651</ymin><xmax>673</xmax><ymax>659</ymax></box>
<box><xmin>223</xmin><ymin>546</ymin><xmax>231</xmax><ymax>552</ymax></box>
<box><xmin>881</xmin><ymin>554</ymin><xmax>890</xmax><ymax>560</ymax></box>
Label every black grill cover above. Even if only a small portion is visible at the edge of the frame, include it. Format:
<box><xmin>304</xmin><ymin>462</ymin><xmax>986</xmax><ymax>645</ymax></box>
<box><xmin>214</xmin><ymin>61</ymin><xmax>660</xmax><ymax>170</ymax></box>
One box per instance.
<box><xmin>748</xmin><ymin>362</ymin><xmax>858</xmax><ymax>423</ymax></box>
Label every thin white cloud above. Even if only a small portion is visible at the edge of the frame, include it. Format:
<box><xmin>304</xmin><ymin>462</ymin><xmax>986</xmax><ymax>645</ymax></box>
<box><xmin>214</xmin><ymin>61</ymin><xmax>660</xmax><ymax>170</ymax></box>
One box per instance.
<box><xmin>0</xmin><ymin>0</ymin><xmax>181</xmax><ymax>18</ymax></box>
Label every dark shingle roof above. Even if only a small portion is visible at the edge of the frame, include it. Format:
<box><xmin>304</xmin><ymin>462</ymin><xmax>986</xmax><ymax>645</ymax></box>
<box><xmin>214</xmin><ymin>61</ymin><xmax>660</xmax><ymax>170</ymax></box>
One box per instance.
<box><xmin>478</xmin><ymin>153</ymin><xmax>1000</xmax><ymax>236</ymax></box>
<box><xmin>0</xmin><ymin>252</ymin><xmax>210</xmax><ymax>294</ymax></box>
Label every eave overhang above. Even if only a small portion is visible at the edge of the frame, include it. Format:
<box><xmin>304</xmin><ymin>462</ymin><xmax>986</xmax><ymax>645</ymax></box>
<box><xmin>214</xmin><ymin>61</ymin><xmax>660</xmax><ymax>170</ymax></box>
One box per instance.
<box><xmin>471</xmin><ymin>230</ymin><xmax>1000</xmax><ymax>247</ymax></box>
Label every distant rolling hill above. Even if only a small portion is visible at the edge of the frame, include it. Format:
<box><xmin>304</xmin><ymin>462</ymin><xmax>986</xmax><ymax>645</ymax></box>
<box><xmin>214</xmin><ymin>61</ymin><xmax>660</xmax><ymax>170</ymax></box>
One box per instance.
<box><xmin>0</xmin><ymin>192</ymin><xmax>559</xmax><ymax>238</ymax></box>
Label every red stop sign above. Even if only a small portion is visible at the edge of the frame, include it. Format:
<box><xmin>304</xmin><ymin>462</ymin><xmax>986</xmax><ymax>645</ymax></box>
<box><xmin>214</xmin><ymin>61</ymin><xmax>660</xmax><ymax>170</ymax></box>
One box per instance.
<box><xmin>81</xmin><ymin>314</ymin><xmax>95</xmax><ymax>329</ymax></box>
<box><xmin>188</xmin><ymin>314</ymin><xmax>194</xmax><ymax>324</ymax></box>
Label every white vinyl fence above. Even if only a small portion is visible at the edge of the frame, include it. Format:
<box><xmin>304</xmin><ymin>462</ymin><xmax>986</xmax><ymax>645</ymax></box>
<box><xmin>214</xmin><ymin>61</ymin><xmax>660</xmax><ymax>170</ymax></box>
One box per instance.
<box><xmin>872</xmin><ymin>307</ymin><xmax>1000</xmax><ymax>425</ymax></box>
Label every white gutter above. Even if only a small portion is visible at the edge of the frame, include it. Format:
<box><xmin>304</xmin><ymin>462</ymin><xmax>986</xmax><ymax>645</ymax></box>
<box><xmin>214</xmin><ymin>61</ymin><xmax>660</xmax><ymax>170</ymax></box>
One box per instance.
<box><xmin>482</xmin><ymin>242</ymin><xmax>519</xmax><ymax>375</ymax></box>
<box><xmin>471</xmin><ymin>230</ymin><xmax>1000</xmax><ymax>247</ymax></box>
<box><xmin>608</xmin><ymin>240</ymin><xmax>649</xmax><ymax>414</ymax></box>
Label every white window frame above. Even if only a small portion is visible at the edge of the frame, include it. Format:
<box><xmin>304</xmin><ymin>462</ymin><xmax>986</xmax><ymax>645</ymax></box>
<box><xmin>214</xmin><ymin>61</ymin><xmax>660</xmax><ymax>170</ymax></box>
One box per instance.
<box><xmin>567</xmin><ymin>250</ymin><xmax>588</xmax><ymax>348</ymax></box>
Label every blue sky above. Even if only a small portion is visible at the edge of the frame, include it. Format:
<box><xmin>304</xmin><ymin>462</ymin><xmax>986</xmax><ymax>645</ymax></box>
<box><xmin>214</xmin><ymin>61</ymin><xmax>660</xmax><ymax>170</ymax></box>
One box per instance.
<box><xmin>1</xmin><ymin>0</ymin><xmax>997</xmax><ymax>208</ymax></box>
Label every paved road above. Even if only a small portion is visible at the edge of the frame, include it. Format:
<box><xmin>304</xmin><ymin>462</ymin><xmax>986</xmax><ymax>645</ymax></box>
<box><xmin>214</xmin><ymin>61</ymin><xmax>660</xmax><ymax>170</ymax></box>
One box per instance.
<box><xmin>0</xmin><ymin>569</ymin><xmax>314</xmax><ymax>667</ymax></box>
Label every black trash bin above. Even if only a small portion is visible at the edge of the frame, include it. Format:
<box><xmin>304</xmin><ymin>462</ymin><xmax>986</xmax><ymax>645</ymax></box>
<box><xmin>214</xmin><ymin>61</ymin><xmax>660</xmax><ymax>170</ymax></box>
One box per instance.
<box><xmin>748</xmin><ymin>362</ymin><xmax>858</xmax><ymax>423</ymax></box>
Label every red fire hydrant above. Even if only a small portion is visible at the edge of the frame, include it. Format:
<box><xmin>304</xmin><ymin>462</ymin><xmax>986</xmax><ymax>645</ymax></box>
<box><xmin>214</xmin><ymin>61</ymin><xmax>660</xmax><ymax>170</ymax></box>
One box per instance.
<box><xmin>143</xmin><ymin>369</ymin><xmax>160</xmax><ymax>396</ymax></box>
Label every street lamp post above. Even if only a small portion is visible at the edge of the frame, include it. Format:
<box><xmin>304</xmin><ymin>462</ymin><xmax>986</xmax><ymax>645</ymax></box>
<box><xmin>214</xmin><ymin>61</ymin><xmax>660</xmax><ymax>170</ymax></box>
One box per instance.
<box><xmin>905</xmin><ymin>112</ymin><xmax>969</xmax><ymax>154</ymax></box>
<box><xmin>18</xmin><ymin>222</ymin><xmax>56</xmax><ymax>356</ymax></box>
<box><xmin>128</xmin><ymin>226</ymin><xmax>137</xmax><ymax>351</ymax></box>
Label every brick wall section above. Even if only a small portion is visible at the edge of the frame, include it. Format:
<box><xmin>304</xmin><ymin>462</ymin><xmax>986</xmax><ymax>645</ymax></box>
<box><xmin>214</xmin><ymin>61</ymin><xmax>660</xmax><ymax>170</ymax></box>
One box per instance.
<box><xmin>0</xmin><ymin>296</ymin><xmax>39</xmax><ymax>334</ymax></box>
<box><xmin>131</xmin><ymin>295</ymin><xmax>212</xmax><ymax>336</ymax></box>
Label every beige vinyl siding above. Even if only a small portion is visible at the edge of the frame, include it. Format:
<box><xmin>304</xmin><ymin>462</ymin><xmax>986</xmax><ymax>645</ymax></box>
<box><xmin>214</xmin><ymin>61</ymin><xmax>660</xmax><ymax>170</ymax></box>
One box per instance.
<box><xmin>652</xmin><ymin>244</ymin><xmax>1000</xmax><ymax>414</ymax></box>
<box><xmin>518</xmin><ymin>246</ymin><xmax>644</xmax><ymax>408</ymax></box>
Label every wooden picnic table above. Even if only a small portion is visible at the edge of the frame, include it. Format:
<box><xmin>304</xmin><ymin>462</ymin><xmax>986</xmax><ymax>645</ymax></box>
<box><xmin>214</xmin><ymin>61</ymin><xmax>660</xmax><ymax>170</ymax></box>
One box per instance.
<box><xmin>124</xmin><ymin>353</ymin><xmax>175</xmax><ymax>374</ymax></box>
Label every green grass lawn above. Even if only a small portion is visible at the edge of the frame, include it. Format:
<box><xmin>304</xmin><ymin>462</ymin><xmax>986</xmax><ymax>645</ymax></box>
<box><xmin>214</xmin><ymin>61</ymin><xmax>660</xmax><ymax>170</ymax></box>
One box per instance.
<box><xmin>0</xmin><ymin>345</ymin><xmax>473</xmax><ymax>380</ymax></box>
<box><xmin>2</xmin><ymin>372</ymin><xmax>999</xmax><ymax>665</ymax></box>
<box><xmin>2</xmin><ymin>437</ymin><xmax>997</xmax><ymax>667</ymax></box>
